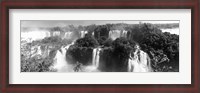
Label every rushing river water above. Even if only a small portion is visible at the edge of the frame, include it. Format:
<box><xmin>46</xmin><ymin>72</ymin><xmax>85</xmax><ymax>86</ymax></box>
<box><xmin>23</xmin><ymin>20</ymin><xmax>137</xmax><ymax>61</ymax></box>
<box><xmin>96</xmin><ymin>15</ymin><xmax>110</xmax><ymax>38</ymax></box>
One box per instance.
<box><xmin>161</xmin><ymin>28</ymin><xmax>179</xmax><ymax>35</ymax></box>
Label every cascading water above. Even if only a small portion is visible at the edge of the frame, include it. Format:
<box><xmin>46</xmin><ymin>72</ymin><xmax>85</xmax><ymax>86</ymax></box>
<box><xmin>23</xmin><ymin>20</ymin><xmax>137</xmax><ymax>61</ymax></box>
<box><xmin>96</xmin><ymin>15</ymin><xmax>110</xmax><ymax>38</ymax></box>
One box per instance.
<box><xmin>52</xmin><ymin>49</ymin><xmax>67</xmax><ymax>72</ymax></box>
<box><xmin>53</xmin><ymin>31</ymin><xmax>60</xmax><ymax>36</ymax></box>
<box><xmin>80</xmin><ymin>31</ymin><xmax>88</xmax><ymax>38</ymax></box>
<box><xmin>64</xmin><ymin>32</ymin><xmax>72</xmax><ymax>39</ymax></box>
<box><xmin>80</xmin><ymin>31</ymin><xmax>84</xmax><ymax>38</ymax></box>
<box><xmin>109</xmin><ymin>30</ymin><xmax>121</xmax><ymax>40</ymax></box>
<box><xmin>121</xmin><ymin>30</ymin><xmax>127</xmax><ymax>38</ymax></box>
<box><xmin>128</xmin><ymin>45</ymin><xmax>152</xmax><ymax>72</ymax></box>
<box><xmin>92</xmin><ymin>32</ymin><xmax>94</xmax><ymax>37</ymax></box>
<box><xmin>92</xmin><ymin>48</ymin><xmax>97</xmax><ymax>66</ymax></box>
<box><xmin>51</xmin><ymin>41</ymin><xmax>75</xmax><ymax>72</ymax></box>
<box><xmin>92</xmin><ymin>48</ymin><xmax>101</xmax><ymax>68</ymax></box>
<box><xmin>109</xmin><ymin>30</ymin><xmax>127</xmax><ymax>40</ymax></box>
<box><xmin>45</xmin><ymin>32</ymin><xmax>51</xmax><ymax>37</ymax></box>
<box><xmin>109</xmin><ymin>31</ymin><xmax>111</xmax><ymax>38</ymax></box>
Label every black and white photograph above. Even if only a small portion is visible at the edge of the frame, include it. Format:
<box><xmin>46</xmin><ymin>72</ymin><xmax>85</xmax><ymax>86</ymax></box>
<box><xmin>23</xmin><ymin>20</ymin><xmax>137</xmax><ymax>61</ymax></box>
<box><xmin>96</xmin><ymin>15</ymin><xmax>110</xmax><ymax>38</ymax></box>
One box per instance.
<box><xmin>21</xmin><ymin>20</ymin><xmax>179</xmax><ymax>72</ymax></box>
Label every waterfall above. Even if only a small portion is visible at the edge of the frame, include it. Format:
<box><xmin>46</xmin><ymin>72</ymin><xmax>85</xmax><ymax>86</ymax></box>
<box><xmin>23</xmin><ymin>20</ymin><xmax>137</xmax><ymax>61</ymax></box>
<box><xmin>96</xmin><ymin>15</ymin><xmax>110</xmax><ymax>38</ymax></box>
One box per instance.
<box><xmin>92</xmin><ymin>32</ymin><xmax>94</xmax><ymax>37</ymax></box>
<box><xmin>109</xmin><ymin>30</ymin><xmax>118</xmax><ymax>40</ymax></box>
<box><xmin>52</xmin><ymin>49</ymin><xmax>67</xmax><ymax>72</ymax></box>
<box><xmin>51</xmin><ymin>41</ymin><xmax>75</xmax><ymax>72</ymax></box>
<box><xmin>53</xmin><ymin>31</ymin><xmax>60</xmax><ymax>36</ymax></box>
<box><xmin>128</xmin><ymin>45</ymin><xmax>152</xmax><ymax>72</ymax></box>
<box><xmin>80</xmin><ymin>31</ymin><xmax>84</xmax><ymax>38</ymax></box>
<box><xmin>80</xmin><ymin>31</ymin><xmax>88</xmax><ymax>38</ymax></box>
<box><xmin>109</xmin><ymin>30</ymin><xmax>127</xmax><ymax>40</ymax></box>
<box><xmin>115</xmin><ymin>30</ymin><xmax>121</xmax><ymax>39</ymax></box>
<box><xmin>92</xmin><ymin>48</ymin><xmax>101</xmax><ymax>68</ymax></box>
<box><xmin>85</xmin><ymin>31</ymin><xmax>88</xmax><ymax>34</ymax></box>
<box><xmin>45</xmin><ymin>32</ymin><xmax>50</xmax><ymax>37</ymax></box>
<box><xmin>64</xmin><ymin>32</ymin><xmax>72</xmax><ymax>39</ymax></box>
<box><xmin>109</xmin><ymin>31</ymin><xmax>111</xmax><ymax>38</ymax></box>
<box><xmin>122</xmin><ymin>30</ymin><xmax>127</xmax><ymax>38</ymax></box>
<box><xmin>92</xmin><ymin>48</ymin><xmax>98</xmax><ymax>67</ymax></box>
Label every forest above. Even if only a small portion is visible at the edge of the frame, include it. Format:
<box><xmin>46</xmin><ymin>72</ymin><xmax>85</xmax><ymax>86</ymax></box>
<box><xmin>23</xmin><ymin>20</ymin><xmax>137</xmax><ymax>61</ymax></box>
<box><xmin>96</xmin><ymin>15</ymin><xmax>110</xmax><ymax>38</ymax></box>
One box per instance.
<box><xmin>21</xmin><ymin>23</ymin><xmax>179</xmax><ymax>72</ymax></box>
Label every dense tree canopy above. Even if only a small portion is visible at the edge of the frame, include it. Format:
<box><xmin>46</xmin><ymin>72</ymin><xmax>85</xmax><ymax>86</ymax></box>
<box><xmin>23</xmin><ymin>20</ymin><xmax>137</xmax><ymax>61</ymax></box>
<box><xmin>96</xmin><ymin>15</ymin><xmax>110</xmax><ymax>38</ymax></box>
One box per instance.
<box><xmin>67</xmin><ymin>23</ymin><xmax>179</xmax><ymax>71</ymax></box>
<box><xmin>21</xmin><ymin>22</ymin><xmax>179</xmax><ymax>72</ymax></box>
<box><xmin>74</xmin><ymin>35</ymin><xmax>99</xmax><ymax>48</ymax></box>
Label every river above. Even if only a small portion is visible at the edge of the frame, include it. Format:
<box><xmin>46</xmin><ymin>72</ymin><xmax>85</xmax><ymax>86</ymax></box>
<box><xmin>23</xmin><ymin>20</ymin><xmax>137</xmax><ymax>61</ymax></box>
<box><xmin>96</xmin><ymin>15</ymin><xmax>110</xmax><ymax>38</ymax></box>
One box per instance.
<box><xmin>161</xmin><ymin>28</ymin><xmax>179</xmax><ymax>35</ymax></box>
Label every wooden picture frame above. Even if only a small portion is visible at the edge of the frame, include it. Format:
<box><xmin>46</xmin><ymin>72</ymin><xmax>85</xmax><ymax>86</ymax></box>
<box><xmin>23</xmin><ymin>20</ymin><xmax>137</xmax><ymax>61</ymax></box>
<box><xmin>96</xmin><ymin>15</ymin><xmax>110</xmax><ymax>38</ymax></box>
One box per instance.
<box><xmin>0</xmin><ymin>0</ymin><xmax>199</xmax><ymax>93</ymax></box>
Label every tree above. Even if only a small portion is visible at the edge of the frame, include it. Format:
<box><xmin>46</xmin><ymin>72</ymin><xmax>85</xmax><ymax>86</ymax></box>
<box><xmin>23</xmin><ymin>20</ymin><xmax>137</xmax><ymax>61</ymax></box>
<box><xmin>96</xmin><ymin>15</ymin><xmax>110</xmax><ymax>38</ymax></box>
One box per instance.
<box><xmin>74</xmin><ymin>35</ymin><xmax>99</xmax><ymax>48</ymax></box>
<box><xmin>111</xmin><ymin>37</ymin><xmax>134</xmax><ymax>71</ymax></box>
<box><xmin>102</xmin><ymin>38</ymin><xmax>113</xmax><ymax>47</ymax></box>
<box><xmin>97</xmin><ymin>36</ymin><xmax>107</xmax><ymax>45</ymax></box>
<box><xmin>67</xmin><ymin>35</ymin><xmax>99</xmax><ymax>65</ymax></box>
<box><xmin>85</xmin><ymin>24</ymin><xmax>96</xmax><ymax>35</ymax></box>
<box><xmin>94</xmin><ymin>25</ymin><xmax>110</xmax><ymax>40</ymax></box>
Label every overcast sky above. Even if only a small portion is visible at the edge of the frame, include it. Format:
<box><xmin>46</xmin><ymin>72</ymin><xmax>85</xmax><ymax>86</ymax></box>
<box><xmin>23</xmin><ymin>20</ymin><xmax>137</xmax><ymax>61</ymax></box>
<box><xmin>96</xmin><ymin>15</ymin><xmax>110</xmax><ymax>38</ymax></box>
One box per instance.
<box><xmin>21</xmin><ymin>20</ymin><xmax>179</xmax><ymax>28</ymax></box>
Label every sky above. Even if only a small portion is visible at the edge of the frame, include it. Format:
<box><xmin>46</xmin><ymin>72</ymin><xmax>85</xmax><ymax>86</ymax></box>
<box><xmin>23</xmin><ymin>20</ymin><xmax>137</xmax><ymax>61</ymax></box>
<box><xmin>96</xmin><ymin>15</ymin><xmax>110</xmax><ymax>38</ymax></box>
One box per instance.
<box><xmin>21</xmin><ymin>20</ymin><xmax>179</xmax><ymax>28</ymax></box>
